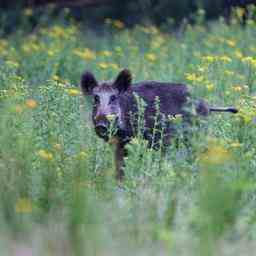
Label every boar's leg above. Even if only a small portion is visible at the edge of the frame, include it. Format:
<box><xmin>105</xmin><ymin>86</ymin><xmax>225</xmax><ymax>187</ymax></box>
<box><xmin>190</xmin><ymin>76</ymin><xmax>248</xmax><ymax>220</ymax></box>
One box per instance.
<box><xmin>115</xmin><ymin>143</ymin><xmax>127</xmax><ymax>181</ymax></box>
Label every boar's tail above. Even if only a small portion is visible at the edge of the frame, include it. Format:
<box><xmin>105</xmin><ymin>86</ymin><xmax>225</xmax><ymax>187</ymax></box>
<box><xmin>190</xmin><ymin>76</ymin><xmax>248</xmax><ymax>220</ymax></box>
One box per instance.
<box><xmin>209</xmin><ymin>107</ymin><xmax>238</xmax><ymax>114</ymax></box>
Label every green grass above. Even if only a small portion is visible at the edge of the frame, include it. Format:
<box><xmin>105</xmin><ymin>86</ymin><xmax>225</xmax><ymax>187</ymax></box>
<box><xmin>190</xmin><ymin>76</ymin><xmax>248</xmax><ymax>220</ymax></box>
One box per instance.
<box><xmin>0</xmin><ymin>9</ymin><xmax>256</xmax><ymax>255</ymax></box>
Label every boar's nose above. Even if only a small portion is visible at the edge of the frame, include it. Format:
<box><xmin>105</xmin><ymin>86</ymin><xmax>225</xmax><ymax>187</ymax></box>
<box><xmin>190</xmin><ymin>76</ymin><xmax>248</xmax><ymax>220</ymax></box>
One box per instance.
<box><xmin>95</xmin><ymin>121</ymin><xmax>108</xmax><ymax>138</ymax></box>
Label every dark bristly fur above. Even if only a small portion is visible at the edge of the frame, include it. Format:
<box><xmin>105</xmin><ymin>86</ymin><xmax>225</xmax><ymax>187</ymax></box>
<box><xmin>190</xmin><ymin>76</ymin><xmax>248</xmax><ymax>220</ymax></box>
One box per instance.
<box><xmin>80</xmin><ymin>69</ymin><xmax>238</xmax><ymax>181</ymax></box>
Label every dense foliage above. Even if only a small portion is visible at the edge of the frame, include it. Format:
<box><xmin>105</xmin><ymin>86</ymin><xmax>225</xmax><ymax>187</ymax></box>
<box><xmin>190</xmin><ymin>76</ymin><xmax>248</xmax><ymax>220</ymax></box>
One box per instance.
<box><xmin>1</xmin><ymin>0</ymin><xmax>255</xmax><ymax>33</ymax></box>
<box><xmin>0</xmin><ymin>8</ymin><xmax>256</xmax><ymax>255</ymax></box>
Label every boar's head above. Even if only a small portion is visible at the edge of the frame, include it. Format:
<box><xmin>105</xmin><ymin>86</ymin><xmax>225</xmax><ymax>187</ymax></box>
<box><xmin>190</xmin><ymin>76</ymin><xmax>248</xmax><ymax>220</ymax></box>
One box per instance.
<box><xmin>80</xmin><ymin>69</ymin><xmax>132</xmax><ymax>141</ymax></box>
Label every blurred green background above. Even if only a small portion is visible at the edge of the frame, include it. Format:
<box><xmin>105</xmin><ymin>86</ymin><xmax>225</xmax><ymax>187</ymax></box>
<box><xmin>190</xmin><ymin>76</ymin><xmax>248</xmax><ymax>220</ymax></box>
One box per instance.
<box><xmin>0</xmin><ymin>0</ymin><xmax>250</xmax><ymax>33</ymax></box>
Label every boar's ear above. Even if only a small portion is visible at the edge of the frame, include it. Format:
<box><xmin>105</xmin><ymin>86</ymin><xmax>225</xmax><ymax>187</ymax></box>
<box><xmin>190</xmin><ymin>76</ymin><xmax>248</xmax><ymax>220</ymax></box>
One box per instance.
<box><xmin>80</xmin><ymin>71</ymin><xmax>98</xmax><ymax>95</ymax></box>
<box><xmin>114</xmin><ymin>69</ymin><xmax>132</xmax><ymax>93</ymax></box>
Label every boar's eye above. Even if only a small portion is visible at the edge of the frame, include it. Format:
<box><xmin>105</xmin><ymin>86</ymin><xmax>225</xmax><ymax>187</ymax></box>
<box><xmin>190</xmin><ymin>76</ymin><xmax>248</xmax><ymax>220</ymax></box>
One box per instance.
<box><xmin>94</xmin><ymin>95</ymin><xmax>100</xmax><ymax>104</ymax></box>
<box><xmin>109</xmin><ymin>95</ymin><xmax>117</xmax><ymax>104</ymax></box>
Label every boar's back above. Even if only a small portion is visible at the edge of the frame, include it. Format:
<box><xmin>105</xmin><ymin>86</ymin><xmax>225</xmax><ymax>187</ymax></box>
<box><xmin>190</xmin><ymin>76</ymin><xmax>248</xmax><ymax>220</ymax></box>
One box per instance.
<box><xmin>131</xmin><ymin>81</ymin><xmax>190</xmax><ymax>116</ymax></box>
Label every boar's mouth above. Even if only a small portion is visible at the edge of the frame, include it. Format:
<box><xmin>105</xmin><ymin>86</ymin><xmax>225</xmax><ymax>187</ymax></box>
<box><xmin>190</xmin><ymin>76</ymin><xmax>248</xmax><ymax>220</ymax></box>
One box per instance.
<box><xmin>95</xmin><ymin>125</ymin><xmax>119</xmax><ymax>141</ymax></box>
<box><xmin>95</xmin><ymin>125</ymin><xmax>130</xmax><ymax>143</ymax></box>
<box><xmin>95</xmin><ymin>125</ymin><xmax>109</xmax><ymax>141</ymax></box>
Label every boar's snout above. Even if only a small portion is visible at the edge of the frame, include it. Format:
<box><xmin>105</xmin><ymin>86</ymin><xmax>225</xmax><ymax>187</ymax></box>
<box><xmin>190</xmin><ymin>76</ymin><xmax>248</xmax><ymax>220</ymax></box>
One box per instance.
<box><xmin>94</xmin><ymin>114</ymin><xmax>109</xmax><ymax>139</ymax></box>
<box><xmin>95</xmin><ymin>122</ymin><xmax>108</xmax><ymax>139</ymax></box>
<box><xmin>94</xmin><ymin>114</ymin><xmax>119</xmax><ymax>140</ymax></box>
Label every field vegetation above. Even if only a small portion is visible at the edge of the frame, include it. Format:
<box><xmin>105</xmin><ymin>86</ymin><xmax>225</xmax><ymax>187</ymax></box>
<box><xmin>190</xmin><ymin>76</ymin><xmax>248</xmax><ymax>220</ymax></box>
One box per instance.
<box><xmin>0</xmin><ymin>7</ymin><xmax>256</xmax><ymax>255</ymax></box>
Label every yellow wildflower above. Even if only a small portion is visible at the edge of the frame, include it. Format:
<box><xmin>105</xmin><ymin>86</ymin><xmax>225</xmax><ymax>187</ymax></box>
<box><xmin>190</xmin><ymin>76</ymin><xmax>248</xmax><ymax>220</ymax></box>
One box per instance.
<box><xmin>22</xmin><ymin>43</ymin><xmax>40</xmax><ymax>53</ymax></box>
<box><xmin>77</xmin><ymin>180</ymin><xmax>95</xmax><ymax>188</ymax></box>
<box><xmin>130</xmin><ymin>138</ymin><xmax>140</xmax><ymax>145</ymax></box>
<box><xmin>106</xmin><ymin>114</ymin><xmax>117</xmax><ymax>121</ymax></box>
<box><xmin>217</xmin><ymin>37</ymin><xmax>225</xmax><ymax>44</ymax></box>
<box><xmin>114</xmin><ymin>46</ymin><xmax>123</xmax><ymax>56</ymax></box>
<box><xmin>236</xmin><ymin>7</ymin><xmax>245</xmax><ymax>18</ymax></box>
<box><xmin>185</xmin><ymin>73</ymin><xmax>196</xmax><ymax>81</ymax></box>
<box><xmin>168</xmin><ymin>114</ymin><xmax>183</xmax><ymax>124</ymax></box>
<box><xmin>241</xmin><ymin>114</ymin><xmax>253</xmax><ymax>124</ymax></box>
<box><xmin>110</xmin><ymin>63</ymin><xmax>119</xmax><ymax>70</ymax></box>
<box><xmin>49</xmin><ymin>25</ymin><xmax>66</xmax><ymax>38</ymax></box>
<box><xmin>100</xmin><ymin>50</ymin><xmax>112</xmax><ymax>57</ymax></box>
<box><xmin>38</xmin><ymin>149</ymin><xmax>53</xmax><ymax>161</ymax></box>
<box><xmin>23</xmin><ymin>8</ymin><xmax>33</xmax><ymax>16</ymax></box>
<box><xmin>140</xmin><ymin>26</ymin><xmax>151</xmax><ymax>34</ymax></box>
<box><xmin>47</xmin><ymin>50</ymin><xmax>56</xmax><ymax>57</ymax></box>
<box><xmin>113</xmin><ymin>20</ymin><xmax>125</xmax><ymax>29</ymax></box>
<box><xmin>77</xmin><ymin>151</ymin><xmax>88</xmax><ymax>160</ymax></box>
<box><xmin>98</xmin><ymin>62</ymin><xmax>109</xmax><ymax>69</ymax></box>
<box><xmin>224</xmin><ymin>70</ymin><xmax>235</xmax><ymax>76</ymax></box>
<box><xmin>0</xmin><ymin>39</ymin><xmax>7</xmax><ymax>48</ymax></box>
<box><xmin>219</xmin><ymin>55</ymin><xmax>232</xmax><ymax>63</ymax></box>
<box><xmin>247</xmin><ymin>19</ymin><xmax>255</xmax><ymax>26</ymax></box>
<box><xmin>81</xmin><ymin>48</ymin><xmax>96</xmax><ymax>60</ymax></box>
<box><xmin>237</xmin><ymin>108</ymin><xmax>255</xmax><ymax>124</ymax></box>
<box><xmin>25</xmin><ymin>99</ymin><xmax>38</xmax><ymax>109</ymax></box>
<box><xmin>242</xmin><ymin>56</ymin><xmax>253</xmax><ymax>62</ymax></box>
<box><xmin>235</xmin><ymin>50</ymin><xmax>243</xmax><ymax>59</ymax></box>
<box><xmin>115</xmin><ymin>46</ymin><xmax>122</xmax><ymax>52</ymax></box>
<box><xmin>250</xmin><ymin>47</ymin><xmax>256</xmax><ymax>53</ymax></box>
<box><xmin>146</xmin><ymin>53</ymin><xmax>157</xmax><ymax>62</ymax></box>
<box><xmin>52</xmin><ymin>75</ymin><xmax>61</xmax><ymax>82</ymax></box>
<box><xmin>0</xmin><ymin>40</ymin><xmax>8</xmax><ymax>55</ymax></box>
<box><xmin>198</xmin><ymin>9</ymin><xmax>205</xmax><ymax>16</ymax></box>
<box><xmin>66</xmin><ymin>88</ymin><xmax>81</xmax><ymax>96</ymax></box>
<box><xmin>53</xmin><ymin>143</ymin><xmax>61</xmax><ymax>150</ymax></box>
<box><xmin>226</xmin><ymin>39</ymin><xmax>236</xmax><ymax>48</ymax></box>
<box><xmin>57</xmin><ymin>167</ymin><xmax>63</xmax><ymax>178</ymax></box>
<box><xmin>206</xmin><ymin>83</ymin><xmax>214</xmax><ymax>92</ymax></box>
<box><xmin>197</xmin><ymin>66</ymin><xmax>206</xmax><ymax>73</ymax></box>
<box><xmin>236</xmin><ymin>74</ymin><xmax>246</xmax><ymax>81</ymax></box>
<box><xmin>202</xmin><ymin>55</ymin><xmax>216</xmax><ymax>63</ymax></box>
<box><xmin>51</xmin><ymin>75</ymin><xmax>67</xmax><ymax>87</ymax></box>
<box><xmin>15</xmin><ymin>105</ymin><xmax>23</xmax><ymax>114</ymax></box>
<box><xmin>73</xmin><ymin>48</ymin><xmax>96</xmax><ymax>61</ymax></box>
<box><xmin>15</xmin><ymin>198</ymin><xmax>32</xmax><ymax>213</ymax></box>
<box><xmin>6</xmin><ymin>60</ymin><xmax>20</xmax><ymax>68</ymax></box>
<box><xmin>148</xmin><ymin>26</ymin><xmax>159</xmax><ymax>35</ymax></box>
<box><xmin>199</xmin><ymin>139</ymin><xmax>231</xmax><ymax>165</ymax></box>
<box><xmin>185</xmin><ymin>73</ymin><xmax>203</xmax><ymax>83</ymax></box>
<box><xmin>242</xmin><ymin>56</ymin><xmax>256</xmax><ymax>67</ymax></box>
<box><xmin>229</xmin><ymin>142</ymin><xmax>242</xmax><ymax>148</ymax></box>
<box><xmin>150</xmin><ymin>37</ymin><xmax>165</xmax><ymax>49</ymax></box>
<box><xmin>232</xmin><ymin>85</ymin><xmax>243</xmax><ymax>92</ymax></box>
<box><xmin>105</xmin><ymin>18</ymin><xmax>112</xmax><ymax>25</ymax></box>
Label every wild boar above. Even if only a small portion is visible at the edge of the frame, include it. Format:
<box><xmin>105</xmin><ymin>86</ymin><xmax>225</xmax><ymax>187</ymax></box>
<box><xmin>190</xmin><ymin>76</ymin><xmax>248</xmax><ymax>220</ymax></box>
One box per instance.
<box><xmin>80</xmin><ymin>69</ymin><xmax>238</xmax><ymax>181</ymax></box>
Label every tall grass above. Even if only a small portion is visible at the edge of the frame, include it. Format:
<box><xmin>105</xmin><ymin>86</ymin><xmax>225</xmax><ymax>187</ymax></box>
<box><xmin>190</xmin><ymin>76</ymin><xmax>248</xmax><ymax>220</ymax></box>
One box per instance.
<box><xmin>0</xmin><ymin>8</ymin><xmax>256</xmax><ymax>255</ymax></box>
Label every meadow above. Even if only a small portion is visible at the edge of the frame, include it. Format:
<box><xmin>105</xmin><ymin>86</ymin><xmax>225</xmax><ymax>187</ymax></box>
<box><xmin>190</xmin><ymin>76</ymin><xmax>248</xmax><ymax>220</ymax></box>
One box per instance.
<box><xmin>0</xmin><ymin>7</ymin><xmax>256</xmax><ymax>256</ymax></box>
